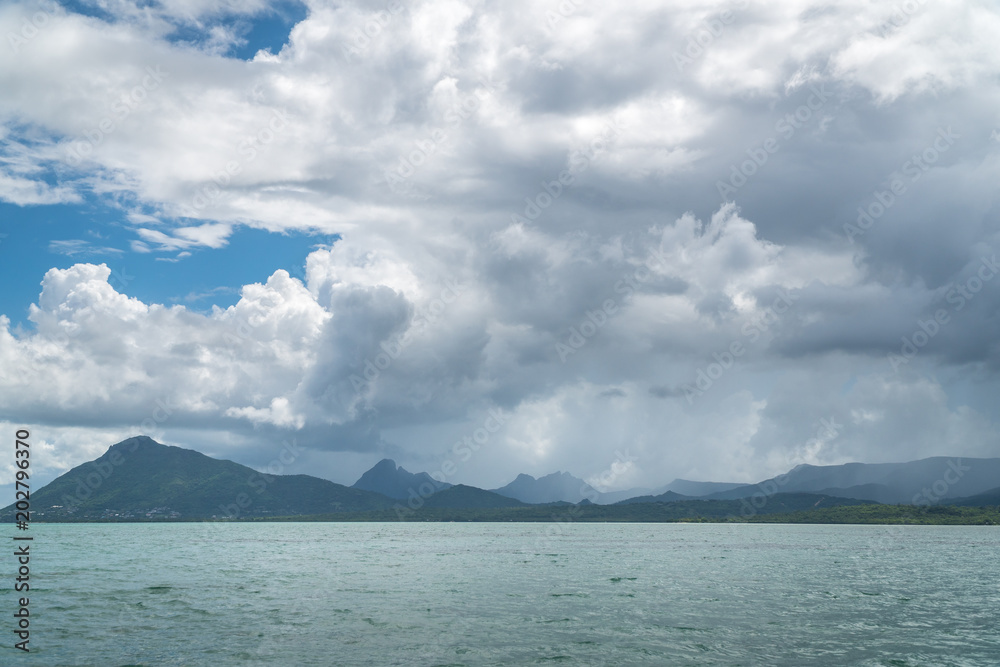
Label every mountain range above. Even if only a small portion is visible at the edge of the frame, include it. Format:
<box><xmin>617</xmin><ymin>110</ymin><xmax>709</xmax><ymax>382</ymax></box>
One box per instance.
<box><xmin>4</xmin><ymin>436</ymin><xmax>999</xmax><ymax>521</ymax></box>
<box><xmin>12</xmin><ymin>436</ymin><xmax>395</xmax><ymax>520</ymax></box>
<box><xmin>699</xmin><ymin>458</ymin><xmax>1000</xmax><ymax>505</ymax></box>
<box><xmin>486</xmin><ymin>472</ymin><xmax>744</xmax><ymax>505</ymax></box>
<box><xmin>352</xmin><ymin>458</ymin><xmax>451</xmax><ymax>499</ymax></box>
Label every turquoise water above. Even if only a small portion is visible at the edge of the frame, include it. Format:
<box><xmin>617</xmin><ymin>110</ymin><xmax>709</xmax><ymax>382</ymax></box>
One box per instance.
<box><xmin>1</xmin><ymin>523</ymin><xmax>998</xmax><ymax>666</ymax></box>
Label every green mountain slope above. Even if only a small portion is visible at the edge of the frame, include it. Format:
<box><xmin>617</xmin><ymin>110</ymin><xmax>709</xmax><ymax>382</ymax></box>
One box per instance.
<box><xmin>267</xmin><ymin>492</ymin><xmax>876</xmax><ymax>522</ymax></box>
<box><xmin>421</xmin><ymin>484</ymin><xmax>528</xmax><ymax>509</ymax></box>
<box><xmin>942</xmin><ymin>486</ymin><xmax>1000</xmax><ymax>507</ymax></box>
<box><xmin>614</xmin><ymin>490</ymin><xmax>690</xmax><ymax>505</ymax></box>
<box><xmin>3</xmin><ymin>436</ymin><xmax>394</xmax><ymax>519</ymax></box>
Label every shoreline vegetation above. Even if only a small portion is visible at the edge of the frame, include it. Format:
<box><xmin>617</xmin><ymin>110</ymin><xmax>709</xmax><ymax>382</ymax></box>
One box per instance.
<box><xmin>15</xmin><ymin>503</ymin><xmax>1000</xmax><ymax>525</ymax></box>
<box><xmin>5</xmin><ymin>438</ymin><xmax>999</xmax><ymax>526</ymax></box>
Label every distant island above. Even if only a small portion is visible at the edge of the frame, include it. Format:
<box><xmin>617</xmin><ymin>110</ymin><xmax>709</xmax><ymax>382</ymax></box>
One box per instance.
<box><xmin>3</xmin><ymin>436</ymin><xmax>999</xmax><ymax>525</ymax></box>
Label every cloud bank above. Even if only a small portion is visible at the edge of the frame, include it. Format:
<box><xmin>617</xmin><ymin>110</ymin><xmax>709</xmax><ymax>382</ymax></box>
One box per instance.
<box><xmin>1</xmin><ymin>0</ymin><xmax>998</xmax><ymax>489</ymax></box>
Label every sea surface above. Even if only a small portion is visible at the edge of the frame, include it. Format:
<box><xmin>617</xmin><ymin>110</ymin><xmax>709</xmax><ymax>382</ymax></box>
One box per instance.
<box><xmin>1</xmin><ymin>523</ymin><xmax>998</xmax><ymax>666</ymax></box>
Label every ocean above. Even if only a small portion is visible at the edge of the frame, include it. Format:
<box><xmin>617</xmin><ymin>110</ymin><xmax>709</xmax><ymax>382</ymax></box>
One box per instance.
<box><xmin>2</xmin><ymin>523</ymin><xmax>998</xmax><ymax>666</ymax></box>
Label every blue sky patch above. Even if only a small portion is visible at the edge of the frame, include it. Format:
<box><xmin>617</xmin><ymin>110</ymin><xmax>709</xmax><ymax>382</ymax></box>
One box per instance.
<box><xmin>56</xmin><ymin>0</ymin><xmax>308</xmax><ymax>60</ymax></box>
<box><xmin>0</xmin><ymin>198</ymin><xmax>333</xmax><ymax>330</ymax></box>
<box><xmin>229</xmin><ymin>1</ymin><xmax>308</xmax><ymax>60</ymax></box>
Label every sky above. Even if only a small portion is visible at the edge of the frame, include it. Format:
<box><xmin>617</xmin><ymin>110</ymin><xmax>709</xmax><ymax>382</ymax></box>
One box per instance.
<box><xmin>1</xmin><ymin>0</ymin><xmax>999</xmax><ymax>496</ymax></box>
